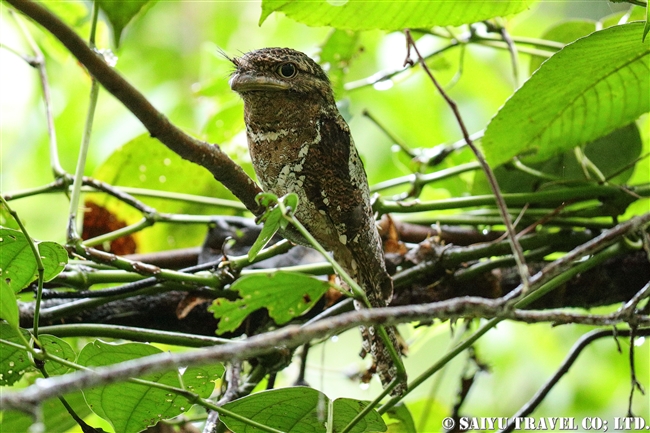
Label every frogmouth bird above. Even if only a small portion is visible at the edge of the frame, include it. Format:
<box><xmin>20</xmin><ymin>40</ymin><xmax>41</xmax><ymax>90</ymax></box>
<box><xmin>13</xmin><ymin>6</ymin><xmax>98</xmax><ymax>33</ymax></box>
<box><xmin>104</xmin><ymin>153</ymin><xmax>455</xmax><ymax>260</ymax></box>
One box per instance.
<box><xmin>229</xmin><ymin>47</ymin><xmax>404</xmax><ymax>393</ymax></box>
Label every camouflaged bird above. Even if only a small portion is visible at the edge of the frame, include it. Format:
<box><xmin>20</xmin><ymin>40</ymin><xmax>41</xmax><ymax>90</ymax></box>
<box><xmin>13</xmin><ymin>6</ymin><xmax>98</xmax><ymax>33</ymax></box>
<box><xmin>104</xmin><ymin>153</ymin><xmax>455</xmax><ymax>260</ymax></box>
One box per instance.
<box><xmin>229</xmin><ymin>47</ymin><xmax>404</xmax><ymax>394</ymax></box>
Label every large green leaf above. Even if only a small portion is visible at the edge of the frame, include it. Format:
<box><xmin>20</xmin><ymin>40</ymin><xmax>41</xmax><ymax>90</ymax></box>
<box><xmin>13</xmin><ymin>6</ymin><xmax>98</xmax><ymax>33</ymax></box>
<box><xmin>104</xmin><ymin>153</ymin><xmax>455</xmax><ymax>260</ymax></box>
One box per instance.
<box><xmin>92</xmin><ymin>133</ymin><xmax>241</xmax><ymax>252</ymax></box>
<box><xmin>477</xmin><ymin>123</ymin><xmax>644</xmax><ymax>194</ymax></box>
<box><xmin>0</xmin><ymin>324</ymin><xmax>32</xmax><ymax>385</ymax></box>
<box><xmin>0</xmin><ymin>228</ymin><xmax>67</xmax><ymax>293</ymax></box>
<box><xmin>0</xmin><ymin>280</ymin><xmax>19</xmax><ymax>329</ymax></box>
<box><xmin>221</xmin><ymin>387</ymin><xmax>386</xmax><ymax>433</ymax></box>
<box><xmin>96</xmin><ymin>0</ymin><xmax>155</xmax><ymax>47</ymax></box>
<box><xmin>209</xmin><ymin>272</ymin><xmax>330</xmax><ymax>335</ymax></box>
<box><xmin>260</xmin><ymin>0</ymin><xmax>533</xmax><ymax>30</ymax></box>
<box><xmin>320</xmin><ymin>29</ymin><xmax>361</xmax><ymax>97</ymax></box>
<box><xmin>483</xmin><ymin>23</ymin><xmax>650</xmax><ymax>167</ymax></box>
<box><xmin>78</xmin><ymin>340</ymin><xmax>224</xmax><ymax>433</ymax></box>
<box><xmin>384</xmin><ymin>403</ymin><xmax>416</xmax><ymax>433</ymax></box>
<box><xmin>0</xmin><ymin>392</ymin><xmax>94</xmax><ymax>433</ymax></box>
<box><xmin>529</xmin><ymin>20</ymin><xmax>597</xmax><ymax>74</ymax></box>
<box><xmin>40</xmin><ymin>334</ymin><xmax>77</xmax><ymax>376</ymax></box>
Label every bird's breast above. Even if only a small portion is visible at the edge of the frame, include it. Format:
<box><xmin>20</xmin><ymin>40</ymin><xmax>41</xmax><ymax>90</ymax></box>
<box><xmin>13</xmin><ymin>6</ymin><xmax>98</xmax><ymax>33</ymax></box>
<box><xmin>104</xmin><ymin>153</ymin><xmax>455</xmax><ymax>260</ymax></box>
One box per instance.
<box><xmin>246</xmin><ymin>120</ymin><xmax>321</xmax><ymax>193</ymax></box>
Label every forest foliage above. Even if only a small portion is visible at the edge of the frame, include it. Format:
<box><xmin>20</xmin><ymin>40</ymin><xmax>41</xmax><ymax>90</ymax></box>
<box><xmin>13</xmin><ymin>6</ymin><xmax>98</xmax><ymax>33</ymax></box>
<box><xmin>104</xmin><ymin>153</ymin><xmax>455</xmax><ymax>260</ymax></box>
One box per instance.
<box><xmin>1</xmin><ymin>1</ymin><xmax>649</xmax><ymax>432</ymax></box>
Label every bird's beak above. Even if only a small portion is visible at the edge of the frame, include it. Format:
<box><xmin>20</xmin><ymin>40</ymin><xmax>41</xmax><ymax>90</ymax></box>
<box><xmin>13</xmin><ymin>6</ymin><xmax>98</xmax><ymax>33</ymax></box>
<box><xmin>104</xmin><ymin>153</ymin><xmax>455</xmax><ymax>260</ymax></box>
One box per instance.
<box><xmin>229</xmin><ymin>72</ymin><xmax>290</xmax><ymax>92</ymax></box>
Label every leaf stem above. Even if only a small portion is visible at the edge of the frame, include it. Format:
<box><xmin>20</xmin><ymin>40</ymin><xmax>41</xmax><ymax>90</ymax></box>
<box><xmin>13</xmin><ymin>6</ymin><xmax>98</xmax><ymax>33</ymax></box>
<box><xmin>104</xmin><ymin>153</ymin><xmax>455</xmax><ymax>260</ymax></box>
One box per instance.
<box><xmin>39</xmin><ymin>324</ymin><xmax>232</xmax><ymax>347</ymax></box>
<box><xmin>102</xmin><ymin>186</ymin><xmax>248</xmax><ymax>211</ymax></box>
<box><xmin>285</xmin><ymin>213</ymin><xmax>366</xmax><ymax>304</ymax></box>
<box><xmin>0</xmin><ymin>196</ymin><xmax>45</xmax><ymax>339</ymax></box>
<box><xmin>9</xmin><ymin>8</ymin><xmax>66</xmax><ymax>177</ymax></box>
<box><xmin>378</xmin><ymin>183</ymin><xmax>648</xmax><ymax>214</ymax></box>
<box><xmin>370</xmin><ymin>162</ymin><xmax>480</xmax><ymax>194</ymax></box>
<box><xmin>66</xmin><ymin>79</ymin><xmax>100</xmax><ymax>244</ymax></box>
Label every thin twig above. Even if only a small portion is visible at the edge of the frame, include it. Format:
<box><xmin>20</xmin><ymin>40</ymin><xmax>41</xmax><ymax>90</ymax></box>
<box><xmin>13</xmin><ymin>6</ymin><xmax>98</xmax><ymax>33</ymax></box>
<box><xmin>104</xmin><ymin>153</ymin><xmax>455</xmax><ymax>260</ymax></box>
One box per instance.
<box><xmin>627</xmin><ymin>326</ymin><xmax>644</xmax><ymax>417</ymax></box>
<box><xmin>363</xmin><ymin>110</ymin><xmax>416</xmax><ymax>158</ymax></box>
<box><xmin>498</xmin><ymin>327</ymin><xmax>650</xmax><ymax>433</ymax></box>
<box><xmin>378</xmin><ymin>183</ymin><xmax>650</xmax><ymax>214</ymax></box>
<box><xmin>0</xmin><ymin>196</ymin><xmax>46</xmax><ymax>339</ymax></box>
<box><xmin>203</xmin><ymin>362</ymin><xmax>243</xmax><ymax>433</ymax></box>
<box><xmin>503</xmin><ymin>212</ymin><xmax>650</xmax><ymax>305</ymax></box>
<box><xmin>6</xmin><ymin>0</ymin><xmax>263</xmax><ymax>215</ymax></box>
<box><xmin>404</xmin><ymin>29</ymin><xmax>530</xmax><ymax>292</ymax></box>
<box><xmin>9</xmin><ymin>8</ymin><xmax>66</xmax><ymax>177</ymax></box>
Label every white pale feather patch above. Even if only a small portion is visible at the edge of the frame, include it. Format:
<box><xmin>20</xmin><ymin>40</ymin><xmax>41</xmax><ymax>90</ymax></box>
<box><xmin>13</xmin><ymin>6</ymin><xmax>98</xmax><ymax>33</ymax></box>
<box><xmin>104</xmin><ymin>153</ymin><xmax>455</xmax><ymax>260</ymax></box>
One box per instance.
<box><xmin>276</xmin><ymin>165</ymin><xmax>292</xmax><ymax>189</ymax></box>
<box><xmin>339</xmin><ymin>234</ymin><xmax>347</xmax><ymax>245</ymax></box>
<box><xmin>298</xmin><ymin>144</ymin><xmax>310</xmax><ymax>158</ymax></box>
<box><xmin>249</xmin><ymin>129</ymin><xmax>290</xmax><ymax>142</ymax></box>
<box><xmin>297</xmin><ymin>175</ymin><xmax>305</xmax><ymax>187</ymax></box>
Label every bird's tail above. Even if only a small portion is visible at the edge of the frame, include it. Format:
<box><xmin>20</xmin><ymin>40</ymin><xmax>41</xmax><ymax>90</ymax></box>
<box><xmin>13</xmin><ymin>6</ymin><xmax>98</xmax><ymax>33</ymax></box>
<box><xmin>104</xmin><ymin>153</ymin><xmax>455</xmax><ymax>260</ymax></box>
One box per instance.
<box><xmin>335</xmin><ymin>244</ymin><xmax>406</xmax><ymax>396</ymax></box>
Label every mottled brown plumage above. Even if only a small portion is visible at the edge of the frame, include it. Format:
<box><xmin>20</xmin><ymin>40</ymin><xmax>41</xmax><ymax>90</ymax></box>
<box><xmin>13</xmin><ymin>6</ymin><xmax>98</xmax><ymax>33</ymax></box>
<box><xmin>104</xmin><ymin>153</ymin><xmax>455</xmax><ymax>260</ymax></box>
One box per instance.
<box><xmin>229</xmin><ymin>47</ymin><xmax>404</xmax><ymax>393</ymax></box>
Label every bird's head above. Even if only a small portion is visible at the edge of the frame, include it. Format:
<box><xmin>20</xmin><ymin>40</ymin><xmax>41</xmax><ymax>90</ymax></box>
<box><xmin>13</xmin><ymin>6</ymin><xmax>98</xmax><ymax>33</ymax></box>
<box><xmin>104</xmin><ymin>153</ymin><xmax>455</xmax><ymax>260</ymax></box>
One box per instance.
<box><xmin>228</xmin><ymin>48</ymin><xmax>334</xmax><ymax>104</ymax></box>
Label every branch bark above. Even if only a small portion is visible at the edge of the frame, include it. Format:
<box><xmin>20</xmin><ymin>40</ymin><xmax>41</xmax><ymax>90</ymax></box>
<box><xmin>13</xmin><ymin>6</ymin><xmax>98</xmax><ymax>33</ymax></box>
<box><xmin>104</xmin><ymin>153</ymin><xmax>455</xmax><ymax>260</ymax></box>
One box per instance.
<box><xmin>4</xmin><ymin>295</ymin><xmax>650</xmax><ymax>412</ymax></box>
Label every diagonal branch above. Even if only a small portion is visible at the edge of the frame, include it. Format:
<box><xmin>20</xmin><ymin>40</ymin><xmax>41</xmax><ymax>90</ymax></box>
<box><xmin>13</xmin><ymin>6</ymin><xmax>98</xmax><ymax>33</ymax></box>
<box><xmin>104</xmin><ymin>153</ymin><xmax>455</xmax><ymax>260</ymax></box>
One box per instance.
<box><xmin>498</xmin><ymin>327</ymin><xmax>650</xmax><ymax>433</ymax></box>
<box><xmin>3</xmin><ymin>292</ymin><xmax>649</xmax><ymax>412</ymax></box>
<box><xmin>5</xmin><ymin>0</ymin><xmax>263</xmax><ymax>215</ymax></box>
<box><xmin>403</xmin><ymin>29</ymin><xmax>531</xmax><ymax>293</ymax></box>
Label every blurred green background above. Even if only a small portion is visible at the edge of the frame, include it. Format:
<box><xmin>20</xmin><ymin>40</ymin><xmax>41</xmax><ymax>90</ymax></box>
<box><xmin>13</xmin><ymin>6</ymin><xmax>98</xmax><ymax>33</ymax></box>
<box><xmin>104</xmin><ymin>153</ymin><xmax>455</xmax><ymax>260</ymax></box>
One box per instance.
<box><xmin>1</xmin><ymin>0</ymin><xmax>648</xmax><ymax>431</ymax></box>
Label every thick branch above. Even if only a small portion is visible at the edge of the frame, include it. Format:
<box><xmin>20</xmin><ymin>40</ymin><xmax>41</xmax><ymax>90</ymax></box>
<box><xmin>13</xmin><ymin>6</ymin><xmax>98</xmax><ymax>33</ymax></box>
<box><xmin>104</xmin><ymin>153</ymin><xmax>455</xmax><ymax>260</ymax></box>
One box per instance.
<box><xmin>3</xmin><ymin>298</ymin><xmax>649</xmax><ymax>411</ymax></box>
<box><xmin>6</xmin><ymin>0</ymin><xmax>263</xmax><ymax>215</ymax></box>
<box><xmin>20</xmin><ymin>251</ymin><xmax>650</xmax><ymax>335</ymax></box>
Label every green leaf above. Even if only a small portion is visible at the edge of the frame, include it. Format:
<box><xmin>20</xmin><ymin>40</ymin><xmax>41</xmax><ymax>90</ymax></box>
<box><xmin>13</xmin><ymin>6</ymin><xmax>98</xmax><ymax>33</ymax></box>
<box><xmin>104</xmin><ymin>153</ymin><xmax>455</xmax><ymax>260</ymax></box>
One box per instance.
<box><xmin>529</xmin><ymin>20</ymin><xmax>597</xmax><ymax>74</ymax></box>
<box><xmin>483</xmin><ymin>23</ymin><xmax>650</xmax><ymax>168</ymax></box>
<box><xmin>320</xmin><ymin>29</ymin><xmax>361</xmax><ymax>97</ymax></box>
<box><xmin>248</xmin><ymin>206</ymin><xmax>282</xmax><ymax>261</ymax></box>
<box><xmin>0</xmin><ymin>228</ymin><xmax>67</xmax><ymax>293</ymax></box>
<box><xmin>38</xmin><ymin>241</ymin><xmax>68</xmax><ymax>282</ymax></box>
<box><xmin>93</xmin><ymin>133</ymin><xmax>240</xmax><ymax>253</ymax></box>
<box><xmin>332</xmin><ymin>398</ymin><xmax>387</xmax><ymax>433</ymax></box>
<box><xmin>0</xmin><ymin>324</ymin><xmax>33</xmax><ymax>385</ymax></box>
<box><xmin>482</xmin><ymin>123</ymin><xmax>644</xmax><ymax>194</ymax></box>
<box><xmin>0</xmin><ymin>392</ymin><xmax>93</xmax><ymax>433</ymax></box>
<box><xmin>78</xmin><ymin>340</ymin><xmax>223</xmax><ymax>433</ymax></box>
<box><xmin>0</xmin><ymin>228</ymin><xmax>37</xmax><ymax>292</ymax></box>
<box><xmin>40</xmin><ymin>334</ymin><xmax>77</xmax><ymax>376</ymax></box>
<box><xmin>0</xmin><ymin>280</ymin><xmax>19</xmax><ymax>329</ymax></box>
<box><xmin>221</xmin><ymin>387</ymin><xmax>386</xmax><ymax>433</ymax></box>
<box><xmin>209</xmin><ymin>272</ymin><xmax>330</xmax><ymax>335</ymax></box>
<box><xmin>281</xmin><ymin>192</ymin><xmax>300</xmax><ymax>215</ymax></box>
<box><xmin>384</xmin><ymin>403</ymin><xmax>416</xmax><ymax>433</ymax></box>
<box><xmin>96</xmin><ymin>0</ymin><xmax>155</xmax><ymax>47</ymax></box>
<box><xmin>256</xmin><ymin>192</ymin><xmax>280</xmax><ymax>208</ymax></box>
<box><xmin>259</xmin><ymin>0</ymin><xmax>533</xmax><ymax>30</ymax></box>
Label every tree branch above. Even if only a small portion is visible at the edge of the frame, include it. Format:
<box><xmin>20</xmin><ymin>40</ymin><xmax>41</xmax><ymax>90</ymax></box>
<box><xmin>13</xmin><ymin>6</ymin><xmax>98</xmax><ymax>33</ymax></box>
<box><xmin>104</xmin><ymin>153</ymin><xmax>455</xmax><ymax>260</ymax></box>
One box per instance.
<box><xmin>499</xmin><ymin>327</ymin><xmax>650</xmax><ymax>433</ymax></box>
<box><xmin>5</xmin><ymin>0</ymin><xmax>263</xmax><ymax>215</ymax></box>
<box><xmin>4</xmin><ymin>298</ymin><xmax>648</xmax><ymax>412</ymax></box>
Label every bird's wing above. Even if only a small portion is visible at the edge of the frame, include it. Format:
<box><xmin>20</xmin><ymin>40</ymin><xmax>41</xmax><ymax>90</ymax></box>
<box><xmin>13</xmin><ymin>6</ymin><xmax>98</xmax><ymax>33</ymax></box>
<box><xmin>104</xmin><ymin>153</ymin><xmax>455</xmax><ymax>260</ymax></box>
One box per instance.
<box><xmin>301</xmin><ymin>114</ymin><xmax>372</xmax><ymax>249</ymax></box>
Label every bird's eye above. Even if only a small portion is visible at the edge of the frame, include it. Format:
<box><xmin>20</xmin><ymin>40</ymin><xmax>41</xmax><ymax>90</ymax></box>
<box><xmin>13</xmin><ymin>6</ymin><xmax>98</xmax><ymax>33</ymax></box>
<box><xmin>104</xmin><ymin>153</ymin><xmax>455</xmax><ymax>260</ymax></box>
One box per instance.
<box><xmin>277</xmin><ymin>63</ymin><xmax>298</xmax><ymax>78</ymax></box>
